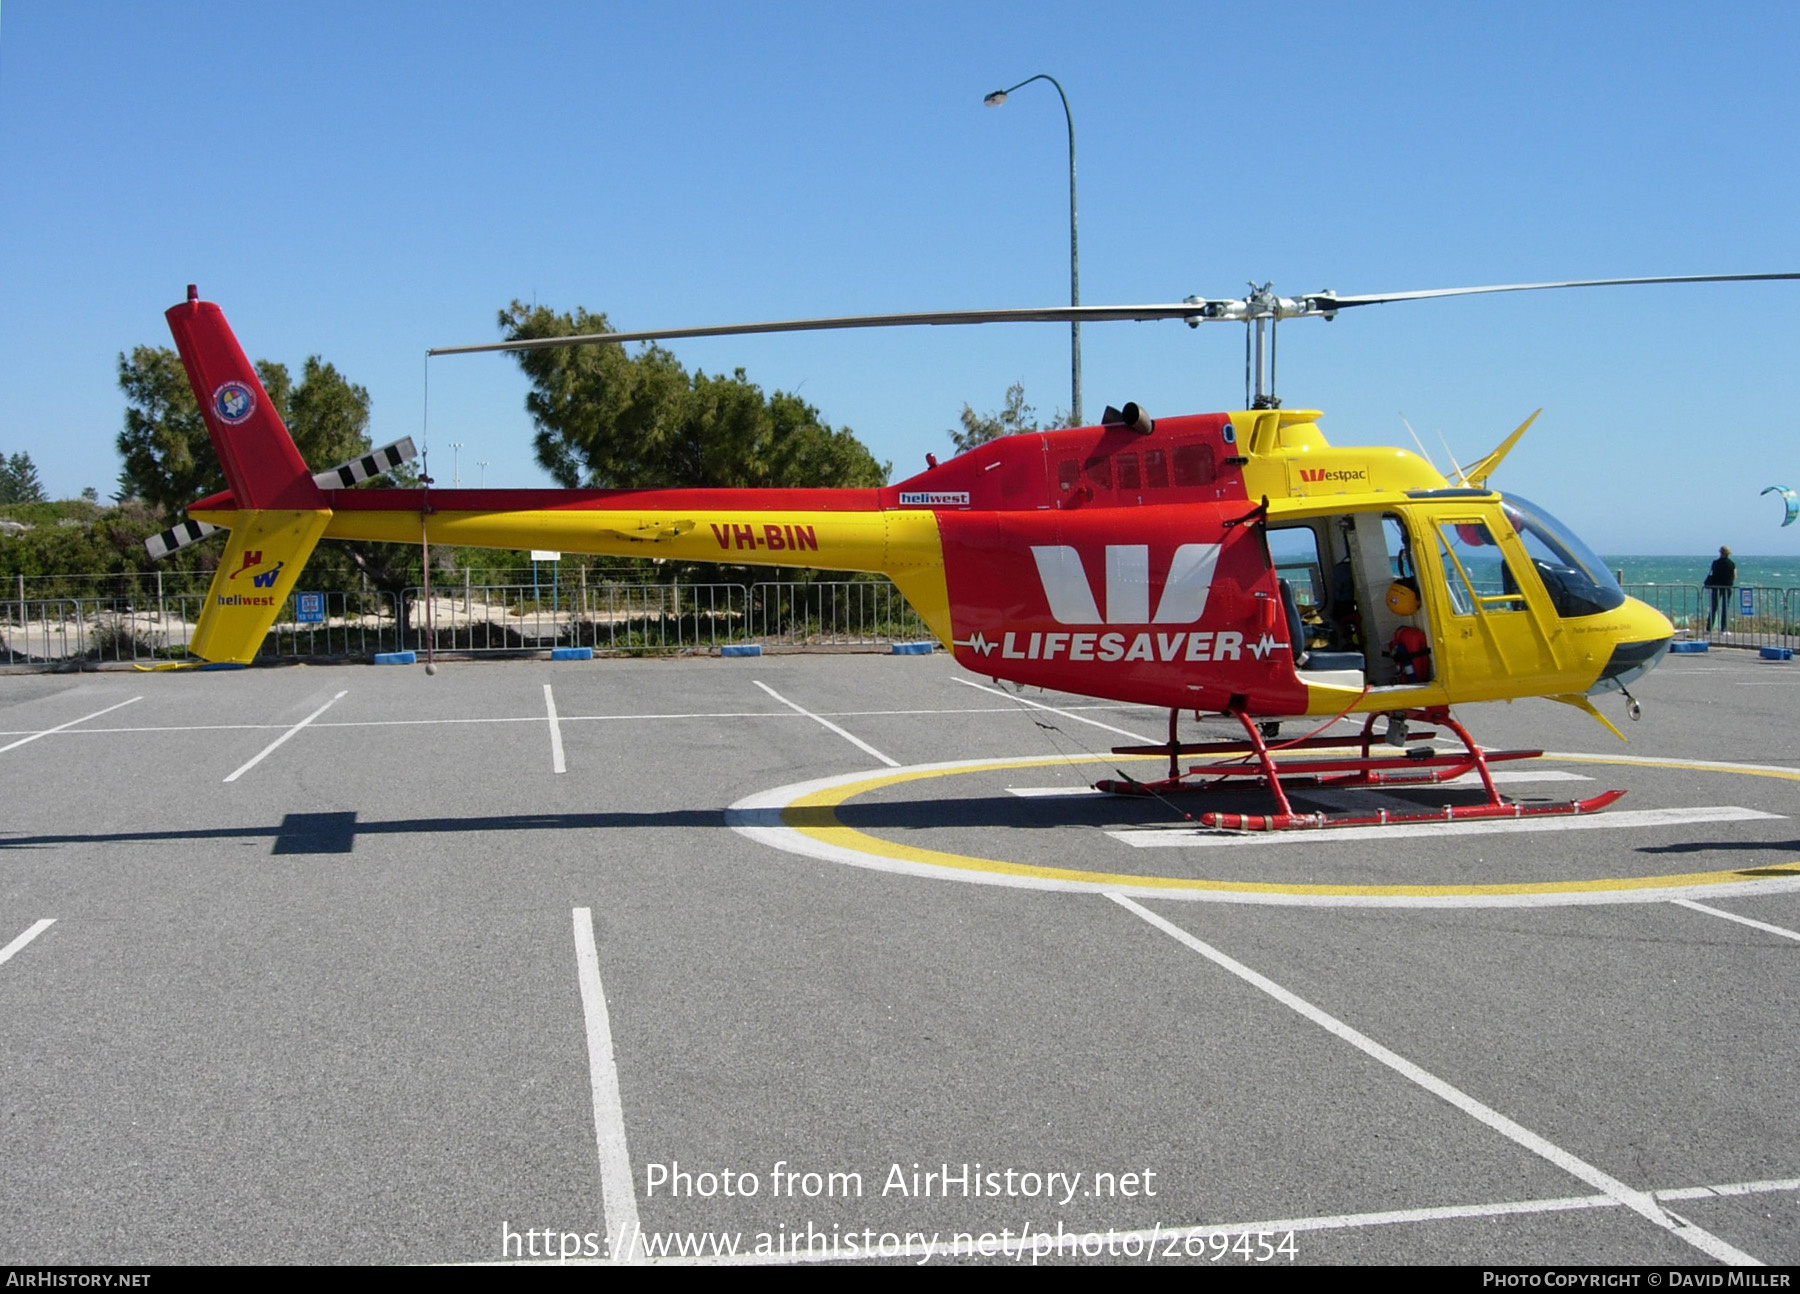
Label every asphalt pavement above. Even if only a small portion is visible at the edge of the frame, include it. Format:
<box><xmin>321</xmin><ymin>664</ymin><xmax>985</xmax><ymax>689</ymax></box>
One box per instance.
<box><xmin>1</xmin><ymin>647</ymin><xmax>1796</xmax><ymax>1266</ymax></box>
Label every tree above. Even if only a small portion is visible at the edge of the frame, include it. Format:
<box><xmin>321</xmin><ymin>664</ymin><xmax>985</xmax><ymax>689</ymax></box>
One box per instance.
<box><xmin>0</xmin><ymin>451</ymin><xmax>48</xmax><ymax>504</ymax></box>
<box><xmin>948</xmin><ymin>383</ymin><xmax>1073</xmax><ymax>455</ymax></box>
<box><xmin>498</xmin><ymin>302</ymin><xmax>889</xmax><ymax>491</ymax></box>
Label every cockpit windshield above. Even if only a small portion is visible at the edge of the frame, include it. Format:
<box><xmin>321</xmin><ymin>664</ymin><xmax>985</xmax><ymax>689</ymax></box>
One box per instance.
<box><xmin>1500</xmin><ymin>494</ymin><xmax>1626</xmax><ymax>618</ymax></box>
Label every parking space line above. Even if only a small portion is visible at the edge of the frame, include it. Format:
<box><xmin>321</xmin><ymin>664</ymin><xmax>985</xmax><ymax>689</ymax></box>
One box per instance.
<box><xmin>953</xmin><ymin>677</ymin><xmax>1157</xmax><ymax>743</ymax></box>
<box><xmin>754</xmin><ymin>681</ymin><xmax>898</xmax><ymax>767</ymax></box>
<box><xmin>5</xmin><ymin>704</ymin><xmax>1143</xmax><ymax>742</ymax></box>
<box><xmin>1672</xmin><ymin>898</ymin><xmax>1800</xmax><ymax>943</ymax></box>
<box><xmin>0</xmin><ymin>697</ymin><xmax>141</xmax><ymax>754</ymax></box>
<box><xmin>0</xmin><ymin>919</ymin><xmax>55</xmax><ymax>967</ymax></box>
<box><xmin>572</xmin><ymin>907</ymin><xmax>641</xmax><ymax>1265</ymax></box>
<box><xmin>1105</xmin><ymin>893</ymin><xmax>1763</xmax><ymax>1266</ymax></box>
<box><xmin>545</xmin><ymin>685</ymin><xmax>567</xmax><ymax>774</ymax></box>
<box><xmin>223</xmin><ymin>691</ymin><xmax>348</xmax><ymax>783</ymax></box>
<box><xmin>1660</xmin><ymin>1175</ymin><xmax>1800</xmax><ymax>1200</ymax></box>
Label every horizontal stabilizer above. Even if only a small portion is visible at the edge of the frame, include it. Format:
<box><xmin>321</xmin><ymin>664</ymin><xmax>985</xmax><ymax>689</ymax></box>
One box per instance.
<box><xmin>313</xmin><ymin>437</ymin><xmax>417</xmax><ymax>490</ymax></box>
<box><xmin>145</xmin><ymin>518</ymin><xmax>221</xmax><ymax>560</ymax></box>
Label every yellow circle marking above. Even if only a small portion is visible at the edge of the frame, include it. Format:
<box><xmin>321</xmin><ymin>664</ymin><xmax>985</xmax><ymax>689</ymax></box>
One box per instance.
<box><xmin>779</xmin><ymin>752</ymin><xmax>1800</xmax><ymax>897</ymax></box>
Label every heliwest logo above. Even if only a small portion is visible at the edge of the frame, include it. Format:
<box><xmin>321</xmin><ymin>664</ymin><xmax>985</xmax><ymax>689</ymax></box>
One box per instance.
<box><xmin>249</xmin><ymin>561</ymin><xmax>285</xmax><ymax>588</ymax></box>
<box><xmin>230</xmin><ymin>549</ymin><xmax>265</xmax><ymax>579</ymax></box>
<box><xmin>1298</xmin><ymin>467</ymin><xmax>1368</xmax><ymax>483</ymax></box>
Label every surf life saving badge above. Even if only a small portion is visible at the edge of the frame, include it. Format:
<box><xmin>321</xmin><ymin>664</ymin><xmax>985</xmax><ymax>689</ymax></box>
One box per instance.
<box><xmin>213</xmin><ymin>381</ymin><xmax>256</xmax><ymax>425</ymax></box>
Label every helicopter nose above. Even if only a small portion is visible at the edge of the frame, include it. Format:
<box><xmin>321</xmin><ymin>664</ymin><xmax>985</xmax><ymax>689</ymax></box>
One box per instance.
<box><xmin>1586</xmin><ymin>597</ymin><xmax>1674</xmax><ymax>695</ymax></box>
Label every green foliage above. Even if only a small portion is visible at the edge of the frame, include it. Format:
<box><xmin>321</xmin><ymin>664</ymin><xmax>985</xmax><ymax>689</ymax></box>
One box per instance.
<box><xmin>948</xmin><ymin>382</ymin><xmax>1072</xmax><ymax>454</ymax></box>
<box><xmin>0</xmin><ymin>500</ymin><xmax>219</xmax><ymax>598</ymax></box>
<box><xmin>1</xmin><ymin>451</ymin><xmax>48</xmax><ymax>504</ymax></box>
<box><xmin>0</xmin><ymin>497</ymin><xmax>105</xmax><ymax>527</ymax></box>
<box><xmin>498</xmin><ymin>302</ymin><xmax>890</xmax><ymax>491</ymax></box>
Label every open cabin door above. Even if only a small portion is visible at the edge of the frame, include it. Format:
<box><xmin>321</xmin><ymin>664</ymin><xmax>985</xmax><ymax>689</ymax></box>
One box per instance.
<box><xmin>1262</xmin><ymin>501</ymin><xmax>1447</xmax><ymax>705</ymax></box>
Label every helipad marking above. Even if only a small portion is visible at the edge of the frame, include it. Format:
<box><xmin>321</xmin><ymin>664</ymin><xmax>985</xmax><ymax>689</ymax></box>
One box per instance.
<box><xmin>1112</xmin><ymin>806</ymin><xmax>1780</xmax><ymax>848</ymax></box>
<box><xmin>725</xmin><ymin>751</ymin><xmax>1800</xmax><ymax>907</ymax></box>
<box><xmin>1005</xmin><ymin>768</ymin><xmax>1593</xmax><ymax>799</ymax></box>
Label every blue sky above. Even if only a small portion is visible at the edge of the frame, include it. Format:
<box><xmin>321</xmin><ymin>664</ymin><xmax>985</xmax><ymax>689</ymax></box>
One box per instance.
<box><xmin>2</xmin><ymin>1</ymin><xmax>1797</xmax><ymax>553</ymax></box>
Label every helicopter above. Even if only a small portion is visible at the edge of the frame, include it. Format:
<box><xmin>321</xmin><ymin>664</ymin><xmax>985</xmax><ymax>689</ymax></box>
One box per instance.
<box><xmin>150</xmin><ymin>273</ymin><xmax>1797</xmax><ymax>831</ymax></box>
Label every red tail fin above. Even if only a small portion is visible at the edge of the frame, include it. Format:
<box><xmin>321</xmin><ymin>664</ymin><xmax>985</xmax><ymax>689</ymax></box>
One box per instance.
<box><xmin>165</xmin><ymin>289</ymin><xmax>325</xmax><ymax>511</ymax></box>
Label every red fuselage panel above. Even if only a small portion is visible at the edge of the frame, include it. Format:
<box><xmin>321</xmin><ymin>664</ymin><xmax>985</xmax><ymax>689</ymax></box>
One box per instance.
<box><xmin>939</xmin><ymin>504</ymin><xmax>1307</xmax><ymax>714</ymax></box>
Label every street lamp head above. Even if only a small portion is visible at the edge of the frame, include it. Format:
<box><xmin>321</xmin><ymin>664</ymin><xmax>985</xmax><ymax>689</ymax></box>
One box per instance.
<box><xmin>983</xmin><ymin>90</ymin><xmax>1007</xmax><ymax>107</ymax></box>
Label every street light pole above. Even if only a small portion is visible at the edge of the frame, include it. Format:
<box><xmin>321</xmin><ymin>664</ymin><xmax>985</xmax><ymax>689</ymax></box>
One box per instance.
<box><xmin>984</xmin><ymin>73</ymin><xmax>1080</xmax><ymax>425</ymax></box>
<box><xmin>477</xmin><ymin>460</ymin><xmax>488</xmax><ymax>489</ymax></box>
<box><xmin>449</xmin><ymin>441</ymin><xmax>463</xmax><ymax>489</ymax></box>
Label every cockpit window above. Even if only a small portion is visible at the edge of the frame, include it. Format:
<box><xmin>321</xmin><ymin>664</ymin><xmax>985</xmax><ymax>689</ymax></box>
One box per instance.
<box><xmin>1500</xmin><ymin>494</ymin><xmax>1626</xmax><ymax>618</ymax></box>
<box><xmin>1437</xmin><ymin>521</ymin><xmax>1525</xmax><ymax>615</ymax></box>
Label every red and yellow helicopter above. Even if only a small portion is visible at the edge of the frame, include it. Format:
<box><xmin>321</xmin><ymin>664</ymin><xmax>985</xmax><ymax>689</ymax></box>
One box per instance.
<box><xmin>152</xmin><ymin>274</ymin><xmax>1796</xmax><ymax>830</ymax></box>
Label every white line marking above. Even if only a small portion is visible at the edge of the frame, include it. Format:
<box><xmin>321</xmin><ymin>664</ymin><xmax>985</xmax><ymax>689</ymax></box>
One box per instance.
<box><xmin>754</xmin><ymin>681</ymin><xmax>899</xmax><ymax>767</ymax></box>
<box><xmin>1105</xmin><ymin>893</ymin><xmax>1762</xmax><ymax>1266</ymax></box>
<box><xmin>1659</xmin><ymin>1176</ymin><xmax>1800</xmax><ymax>1200</ymax></box>
<box><xmin>222</xmin><ymin>691</ymin><xmax>348</xmax><ymax>783</ymax></box>
<box><xmin>544</xmin><ymin>685</ymin><xmax>567</xmax><ymax>775</ymax></box>
<box><xmin>953</xmin><ymin>676</ymin><xmax>1157</xmax><ymax>743</ymax></box>
<box><xmin>572</xmin><ymin>908</ymin><xmax>641</xmax><ymax>1265</ymax></box>
<box><xmin>1110</xmin><ymin>805</ymin><xmax>1784</xmax><ymax>848</ymax></box>
<box><xmin>1441</xmin><ymin>769</ymin><xmax>1593</xmax><ymax>786</ymax></box>
<box><xmin>0</xmin><ymin>919</ymin><xmax>55</xmax><ymax>967</ymax></box>
<box><xmin>0</xmin><ymin>697</ymin><xmax>141</xmax><ymax>754</ymax></box>
<box><xmin>1</xmin><ymin>703</ymin><xmax>1147</xmax><ymax>741</ymax></box>
<box><xmin>1672</xmin><ymin>898</ymin><xmax>1800</xmax><ymax>942</ymax></box>
<box><xmin>1003</xmin><ymin>769</ymin><xmax>1593</xmax><ymax>800</ymax></box>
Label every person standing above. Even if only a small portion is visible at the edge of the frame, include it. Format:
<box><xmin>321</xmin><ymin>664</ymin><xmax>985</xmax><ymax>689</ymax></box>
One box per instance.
<box><xmin>1704</xmin><ymin>545</ymin><xmax>1737</xmax><ymax>633</ymax></box>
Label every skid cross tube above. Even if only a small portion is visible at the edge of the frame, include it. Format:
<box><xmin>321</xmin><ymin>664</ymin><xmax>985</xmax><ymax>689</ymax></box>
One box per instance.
<box><xmin>1098</xmin><ymin>705</ymin><xmax>1626</xmax><ymax>832</ymax></box>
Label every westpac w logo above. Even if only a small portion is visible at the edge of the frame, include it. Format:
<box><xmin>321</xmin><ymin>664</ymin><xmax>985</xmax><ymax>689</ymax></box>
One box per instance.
<box><xmin>1029</xmin><ymin>544</ymin><xmax>1221</xmax><ymax>625</ymax></box>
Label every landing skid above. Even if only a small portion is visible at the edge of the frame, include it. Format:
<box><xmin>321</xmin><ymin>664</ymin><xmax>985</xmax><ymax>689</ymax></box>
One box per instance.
<box><xmin>1097</xmin><ymin>706</ymin><xmax>1626</xmax><ymax>831</ymax></box>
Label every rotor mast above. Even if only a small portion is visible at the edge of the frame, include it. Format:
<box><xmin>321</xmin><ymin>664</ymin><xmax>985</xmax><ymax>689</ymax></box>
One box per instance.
<box><xmin>1182</xmin><ymin>283</ymin><xmax>1324</xmax><ymax>409</ymax></box>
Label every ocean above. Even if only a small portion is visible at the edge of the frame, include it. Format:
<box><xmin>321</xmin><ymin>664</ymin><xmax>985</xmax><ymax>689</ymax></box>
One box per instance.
<box><xmin>1602</xmin><ymin>556</ymin><xmax>1800</xmax><ymax>589</ymax></box>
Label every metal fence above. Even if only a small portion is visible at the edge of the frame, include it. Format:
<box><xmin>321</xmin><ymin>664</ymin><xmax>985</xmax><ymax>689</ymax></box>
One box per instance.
<box><xmin>1623</xmin><ymin>583</ymin><xmax>1800</xmax><ymax>651</ymax></box>
<box><xmin>747</xmin><ymin>580</ymin><xmax>931</xmax><ymax>647</ymax></box>
<box><xmin>402</xmin><ymin>583</ymin><xmax>753</xmax><ymax>654</ymax></box>
<box><xmin>14</xmin><ymin>575</ymin><xmax>1800</xmax><ymax>667</ymax></box>
<box><xmin>2</xmin><ymin>579</ymin><xmax>934</xmax><ymax>666</ymax></box>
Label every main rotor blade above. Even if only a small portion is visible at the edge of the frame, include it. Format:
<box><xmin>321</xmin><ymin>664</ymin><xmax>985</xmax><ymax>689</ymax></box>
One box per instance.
<box><xmin>1309</xmin><ymin>272</ymin><xmax>1800</xmax><ymax>311</ymax></box>
<box><xmin>428</xmin><ymin>303</ymin><xmax>1214</xmax><ymax>356</ymax></box>
<box><xmin>430</xmin><ymin>272</ymin><xmax>1800</xmax><ymax>356</ymax></box>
